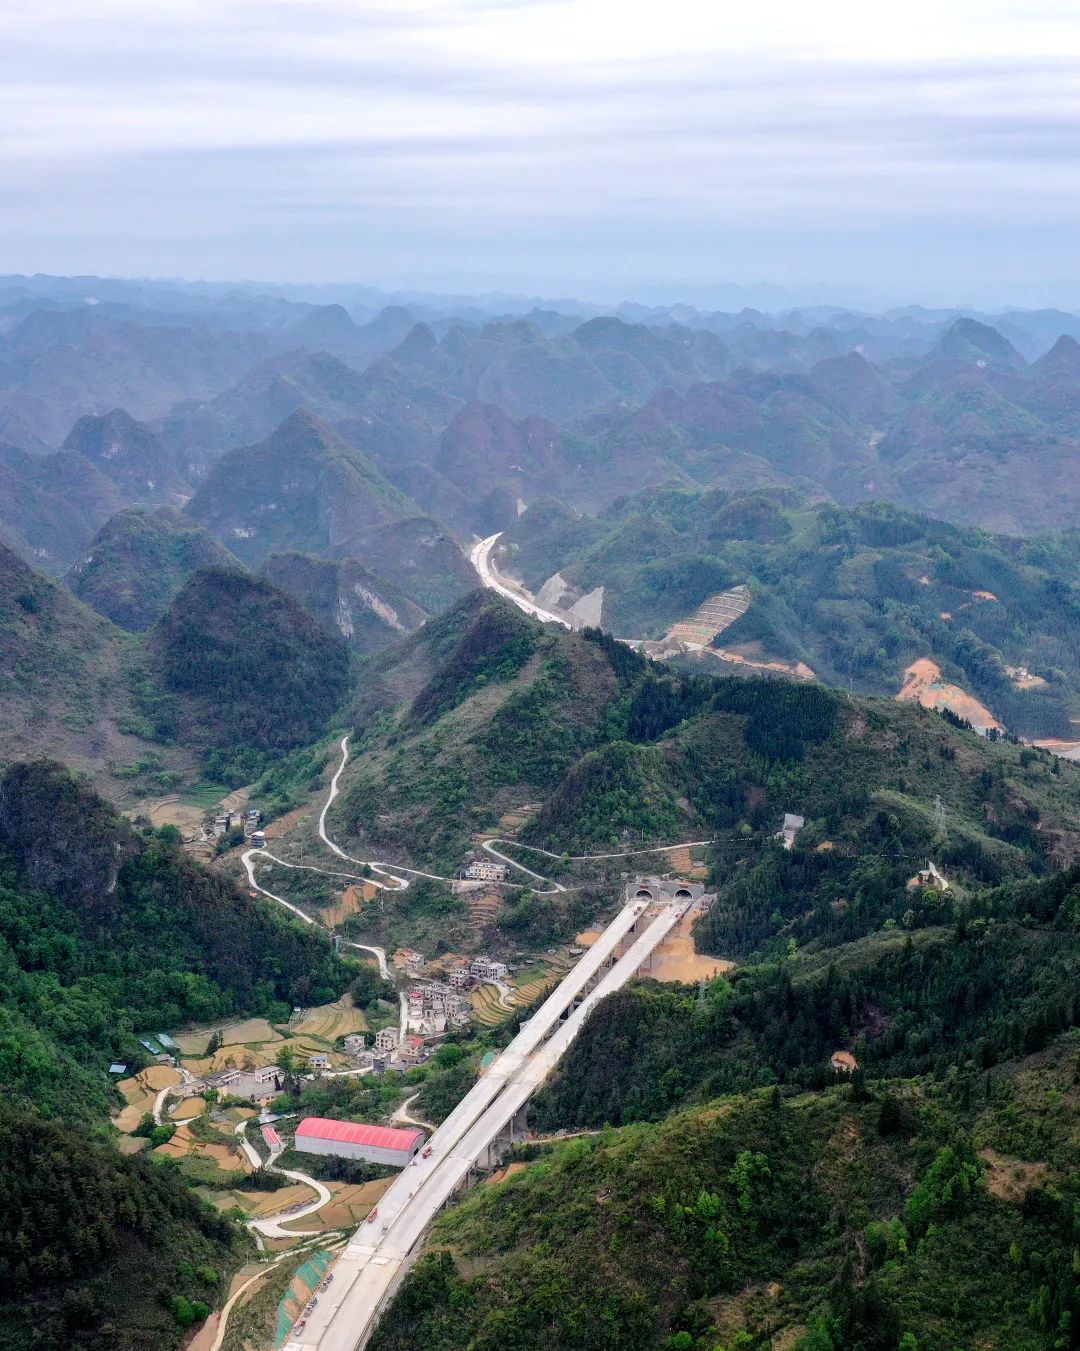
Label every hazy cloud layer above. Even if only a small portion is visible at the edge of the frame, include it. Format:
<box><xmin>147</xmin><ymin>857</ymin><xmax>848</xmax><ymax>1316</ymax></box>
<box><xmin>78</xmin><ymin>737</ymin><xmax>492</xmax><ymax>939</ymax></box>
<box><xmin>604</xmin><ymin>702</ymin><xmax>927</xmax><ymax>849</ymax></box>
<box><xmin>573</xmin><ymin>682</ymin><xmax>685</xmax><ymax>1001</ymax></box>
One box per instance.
<box><xmin>3</xmin><ymin>0</ymin><xmax>1080</xmax><ymax>304</ymax></box>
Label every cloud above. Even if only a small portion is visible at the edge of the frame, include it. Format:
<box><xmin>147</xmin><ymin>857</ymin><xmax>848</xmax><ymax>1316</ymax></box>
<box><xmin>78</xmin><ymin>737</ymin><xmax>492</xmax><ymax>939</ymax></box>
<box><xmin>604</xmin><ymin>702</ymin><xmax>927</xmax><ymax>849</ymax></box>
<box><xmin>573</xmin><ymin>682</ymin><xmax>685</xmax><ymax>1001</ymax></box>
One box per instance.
<box><xmin>2</xmin><ymin>0</ymin><xmax>1080</xmax><ymax>299</ymax></box>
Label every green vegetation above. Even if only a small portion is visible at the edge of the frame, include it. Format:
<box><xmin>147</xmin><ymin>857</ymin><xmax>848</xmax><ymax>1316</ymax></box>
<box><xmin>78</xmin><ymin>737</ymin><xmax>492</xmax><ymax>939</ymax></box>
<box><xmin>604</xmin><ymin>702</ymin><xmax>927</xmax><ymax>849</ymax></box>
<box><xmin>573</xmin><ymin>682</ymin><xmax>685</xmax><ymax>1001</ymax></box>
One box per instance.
<box><xmin>376</xmin><ymin>931</ymin><xmax>1080</xmax><ymax>1351</ymax></box>
<box><xmin>498</xmin><ymin>491</ymin><xmax>1080</xmax><ymax>737</ymax></box>
<box><xmin>326</xmin><ymin>595</ymin><xmax>1080</xmax><ymax>972</ymax></box>
<box><xmin>536</xmin><ymin>869</ymin><xmax>1079</xmax><ymax>1127</ymax></box>
<box><xmin>185</xmin><ymin>408</ymin><xmax>415</xmax><ymax>568</ymax></box>
<box><xmin>154</xmin><ymin>566</ymin><xmax>352</xmax><ymax>784</ymax></box>
<box><xmin>65</xmin><ymin>506</ymin><xmax>238</xmax><ymax>631</ymax></box>
<box><xmin>374</xmin><ymin>1051</ymin><xmax>1080</xmax><ymax>1351</ymax></box>
<box><xmin>0</xmin><ymin>1100</ymin><xmax>235</xmax><ymax>1351</ymax></box>
<box><xmin>0</xmin><ymin>760</ymin><xmax>348</xmax><ymax>1118</ymax></box>
<box><xmin>0</xmin><ymin>759</ymin><xmax>362</xmax><ymax>1348</ymax></box>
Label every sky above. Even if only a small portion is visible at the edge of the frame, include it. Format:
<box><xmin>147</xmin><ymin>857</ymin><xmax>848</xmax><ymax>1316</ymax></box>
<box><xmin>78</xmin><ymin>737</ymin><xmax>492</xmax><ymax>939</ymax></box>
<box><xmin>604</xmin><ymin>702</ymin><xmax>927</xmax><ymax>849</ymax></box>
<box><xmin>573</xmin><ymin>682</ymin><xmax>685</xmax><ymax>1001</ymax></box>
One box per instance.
<box><xmin>3</xmin><ymin>0</ymin><xmax>1080</xmax><ymax>308</ymax></box>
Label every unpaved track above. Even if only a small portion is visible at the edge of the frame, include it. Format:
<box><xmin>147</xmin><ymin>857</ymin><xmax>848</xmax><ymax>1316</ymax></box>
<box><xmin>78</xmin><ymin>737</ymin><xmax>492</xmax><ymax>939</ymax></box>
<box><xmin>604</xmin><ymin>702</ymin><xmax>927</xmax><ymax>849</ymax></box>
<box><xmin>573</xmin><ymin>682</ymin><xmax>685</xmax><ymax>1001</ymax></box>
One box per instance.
<box><xmin>246</xmin><ymin>738</ymin><xmax>711</xmax><ymax>931</ymax></box>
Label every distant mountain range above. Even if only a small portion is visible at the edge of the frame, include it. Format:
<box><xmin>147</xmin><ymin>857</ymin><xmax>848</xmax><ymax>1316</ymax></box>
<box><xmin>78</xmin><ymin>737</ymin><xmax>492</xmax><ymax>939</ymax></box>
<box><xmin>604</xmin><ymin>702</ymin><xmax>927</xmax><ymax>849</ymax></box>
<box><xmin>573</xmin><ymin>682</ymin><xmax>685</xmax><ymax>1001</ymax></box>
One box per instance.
<box><xmin>4</xmin><ymin>275</ymin><xmax>1080</xmax><ymax>768</ymax></box>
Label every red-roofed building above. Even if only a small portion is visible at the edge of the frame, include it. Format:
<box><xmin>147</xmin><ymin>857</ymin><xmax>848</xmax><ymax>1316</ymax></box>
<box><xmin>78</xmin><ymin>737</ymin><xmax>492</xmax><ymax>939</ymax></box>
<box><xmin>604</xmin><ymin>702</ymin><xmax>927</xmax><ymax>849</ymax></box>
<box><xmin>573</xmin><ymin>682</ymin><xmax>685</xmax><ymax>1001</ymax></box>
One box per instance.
<box><xmin>293</xmin><ymin>1117</ymin><xmax>424</xmax><ymax>1167</ymax></box>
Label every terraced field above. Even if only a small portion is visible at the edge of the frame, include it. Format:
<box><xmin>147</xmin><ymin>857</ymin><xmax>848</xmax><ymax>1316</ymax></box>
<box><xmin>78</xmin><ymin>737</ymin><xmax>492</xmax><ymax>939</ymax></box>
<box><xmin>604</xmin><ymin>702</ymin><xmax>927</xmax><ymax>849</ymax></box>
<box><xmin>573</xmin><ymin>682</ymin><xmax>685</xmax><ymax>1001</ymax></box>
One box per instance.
<box><xmin>463</xmin><ymin>887</ymin><xmax>502</xmax><ymax>942</ymax></box>
<box><xmin>111</xmin><ymin>1065</ymin><xmax>182</xmax><ymax>1132</ymax></box>
<box><xmin>469</xmin><ymin>984</ymin><xmax>511</xmax><ymax>1027</ymax></box>
<box><xmin>469</xmin><ymin>955</ymin><xmax>575</xmax><ymax>1026</ymax></box>
<box><xmin>291</xmin><ymin>996</ymin><xmax>368</xmax><ymax>1042</ymax></box>
<box><xmin>322</xmin><ymin>882</ymin><xmax>379</xmax><ymax>928</ymax></box>
<box><xmin>155</xmin><ymin>1121</ymin><xmax>251</xmax><ymax>1175</ymax></box>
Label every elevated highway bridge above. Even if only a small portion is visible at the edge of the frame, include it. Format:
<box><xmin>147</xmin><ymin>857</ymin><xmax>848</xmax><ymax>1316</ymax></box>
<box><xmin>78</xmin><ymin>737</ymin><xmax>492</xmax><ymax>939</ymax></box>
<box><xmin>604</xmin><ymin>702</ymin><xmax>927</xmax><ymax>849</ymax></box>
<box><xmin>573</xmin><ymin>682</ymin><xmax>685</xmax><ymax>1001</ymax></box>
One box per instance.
<box><xmin>286</xmin><ymin>879</ymin><xmax>705</xmax><ymax>1351</ymax></box>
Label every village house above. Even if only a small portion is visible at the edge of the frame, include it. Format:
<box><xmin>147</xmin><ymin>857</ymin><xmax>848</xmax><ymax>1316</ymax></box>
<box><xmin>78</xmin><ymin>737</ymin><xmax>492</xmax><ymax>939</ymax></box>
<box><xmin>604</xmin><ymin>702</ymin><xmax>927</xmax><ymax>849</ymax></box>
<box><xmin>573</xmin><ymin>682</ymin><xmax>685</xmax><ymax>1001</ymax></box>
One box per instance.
<box><xmin>375</xmin><ymin>1027</ymin><xmax>399</xmax><ymax>1051</ymax></box>
<box><xmin>397</xmin><ymin>1034</ymin><xmax>428</xmax><ymax>1068</ymax></box>
<box><xmin>470</xmin><ymin>955</ymin><xmax>510</xmax><ymax>982</ymax></box>
<box><xmin>343</xmin><ymin>1033</ymin><xmax>367</xmax><ymax>1059</ymax></box>
<box><xmin>777</xmin><ymin>813</ymin><xmax>805</xmax><ymax>850</ymax></box>
<box><xmin>214</xmin><ymin>1064</ymin><xmax>285</xmax><ymax>1104</ymax></box>
<box><xmin>463</xmin><ymin>858</ymin><xmax>509</xmax><ymax>883</ymax></box>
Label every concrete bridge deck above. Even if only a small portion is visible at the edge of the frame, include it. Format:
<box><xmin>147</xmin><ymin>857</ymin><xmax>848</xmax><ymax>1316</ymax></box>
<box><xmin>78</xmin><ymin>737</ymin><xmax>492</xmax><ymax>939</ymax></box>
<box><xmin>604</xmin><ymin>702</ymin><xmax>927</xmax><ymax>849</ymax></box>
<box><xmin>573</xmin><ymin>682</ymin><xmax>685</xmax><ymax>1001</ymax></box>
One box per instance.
<box><xmin>286</xmin><ymin>896</ymin><xmax>692</xmax><ymax>1351</ymax></box>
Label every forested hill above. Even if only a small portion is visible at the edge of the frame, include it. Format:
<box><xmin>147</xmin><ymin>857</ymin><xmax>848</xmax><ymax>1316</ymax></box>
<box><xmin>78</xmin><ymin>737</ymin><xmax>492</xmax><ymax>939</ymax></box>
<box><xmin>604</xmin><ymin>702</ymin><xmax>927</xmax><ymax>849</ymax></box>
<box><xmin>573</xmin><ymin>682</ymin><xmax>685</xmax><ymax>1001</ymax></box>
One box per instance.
<box><xmin>65</xmin><ymin>506</ymin><xmax>239</xmax><ymax>631</ymax></box>
<box><xmin>375</xmin><ymin>1031</ymin><xmax>1080</xmax><ymax>1351</ymax></box>
<box><xmin>494</xmin><ymin>491</ymin><xmax>1080</xmax><ymax>738</ymax></box>
<box><xmin>329</xmin><ymin>593</ymin><xmax>1080</xmax><ymax>948</ymax></box>
<box><xmin>151</xmin><ymin>565</ymin><xmax>353</xmax><ymax>784</ymax></box>
<box><xmin>0</xmin><ymin>760</ymin><xmax>351</xmax><ymax>1348</ymax></box>
<box><xmin>0</xmin><ymin>759</ymin><xmax>346</xmax><ymax>1117</ymax></box>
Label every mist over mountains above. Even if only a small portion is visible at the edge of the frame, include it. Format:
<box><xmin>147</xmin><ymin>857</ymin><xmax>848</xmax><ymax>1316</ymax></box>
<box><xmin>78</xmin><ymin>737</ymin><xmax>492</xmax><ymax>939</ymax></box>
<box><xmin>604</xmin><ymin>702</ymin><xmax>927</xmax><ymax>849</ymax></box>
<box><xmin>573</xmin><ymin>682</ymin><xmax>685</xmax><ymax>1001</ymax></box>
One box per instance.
<box><xmin>4</xmin><ymin>272</ymin><xmax>1080</xmax><ymax>741</ymax></box>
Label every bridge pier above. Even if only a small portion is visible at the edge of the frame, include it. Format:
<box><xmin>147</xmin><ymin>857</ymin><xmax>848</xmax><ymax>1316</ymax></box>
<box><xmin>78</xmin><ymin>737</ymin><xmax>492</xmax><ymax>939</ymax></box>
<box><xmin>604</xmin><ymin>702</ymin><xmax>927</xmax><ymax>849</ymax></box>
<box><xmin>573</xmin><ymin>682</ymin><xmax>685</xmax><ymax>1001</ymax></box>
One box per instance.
<box><xmin>476</xmin><ymin>1105</ymin><xmax>531</xmax><ymax>1171</ymax></box>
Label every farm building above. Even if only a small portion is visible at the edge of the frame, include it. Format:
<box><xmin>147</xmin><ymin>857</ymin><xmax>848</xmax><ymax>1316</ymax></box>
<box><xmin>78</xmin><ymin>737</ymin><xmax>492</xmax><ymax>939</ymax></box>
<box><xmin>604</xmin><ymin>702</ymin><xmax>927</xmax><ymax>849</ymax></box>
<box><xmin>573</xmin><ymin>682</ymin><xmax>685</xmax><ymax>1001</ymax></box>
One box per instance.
<box><xmin>907</xmin><ymin>860</ymin><xmax>950</xmax><ymax>892</ymax></box>
<box><xmin>215</xmin><ymin>1065</ymin><xmax>284</xmax><ymax>1103</ymax></box>
<box><xmin>463</xmin><ymin>858</ymin><xmax>509</xmax><ymax>883</ymax></box>
<box><xmin>293</xmin><ymin>1118</ymin><xmax>424</xmax><ymax>1167</ymax></box>
<box><xmin>470</xmin><ymin>956</ymin><xmax>509</xmax><ymax>981</ymax></box>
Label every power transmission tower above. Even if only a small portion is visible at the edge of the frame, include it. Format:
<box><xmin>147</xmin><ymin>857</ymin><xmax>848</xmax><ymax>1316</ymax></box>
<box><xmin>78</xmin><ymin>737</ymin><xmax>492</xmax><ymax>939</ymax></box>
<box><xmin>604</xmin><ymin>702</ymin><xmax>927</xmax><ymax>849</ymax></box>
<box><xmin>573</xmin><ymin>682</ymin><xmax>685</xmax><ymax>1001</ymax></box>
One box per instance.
<box><xmin>933</xmin><ymin>795</ymin><xmax>947</xmax><ymax>839</ymax></box>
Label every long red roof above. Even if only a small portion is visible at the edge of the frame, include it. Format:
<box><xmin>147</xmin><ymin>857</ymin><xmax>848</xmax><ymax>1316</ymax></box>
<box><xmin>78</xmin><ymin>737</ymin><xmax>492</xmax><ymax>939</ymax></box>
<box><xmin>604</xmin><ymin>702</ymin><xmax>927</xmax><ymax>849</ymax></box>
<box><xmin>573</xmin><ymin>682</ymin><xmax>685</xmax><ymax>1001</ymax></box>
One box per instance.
<box><xmin>295</xmin><ymin>1117</ymin><xmax>424</xmax><ymax>1151</ymax></box>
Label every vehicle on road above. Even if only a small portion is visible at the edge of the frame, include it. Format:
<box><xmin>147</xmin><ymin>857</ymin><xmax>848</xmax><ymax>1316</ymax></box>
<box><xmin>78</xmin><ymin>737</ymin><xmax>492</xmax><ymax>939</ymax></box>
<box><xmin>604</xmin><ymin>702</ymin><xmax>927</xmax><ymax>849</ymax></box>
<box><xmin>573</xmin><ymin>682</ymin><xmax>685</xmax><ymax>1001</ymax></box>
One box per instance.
<box><xmin>422</xmin><ymin>1145</ymin><xmax>433</xmax><ymax>1158</ymax></box>
<box><xmin>367</xmin><ymin>1207</ymin><xmax>378</xmax><ymax>1223</ymax></box>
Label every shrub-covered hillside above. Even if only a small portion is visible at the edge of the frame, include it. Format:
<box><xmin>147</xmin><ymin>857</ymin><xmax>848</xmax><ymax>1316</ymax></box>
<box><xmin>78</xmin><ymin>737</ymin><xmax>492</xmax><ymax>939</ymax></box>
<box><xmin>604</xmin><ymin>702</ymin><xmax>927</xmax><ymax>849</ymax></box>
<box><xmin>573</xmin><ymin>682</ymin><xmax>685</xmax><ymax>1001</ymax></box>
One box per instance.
<box><xmin>374</xmin><ymin>1037</ymin><xmax>1080</xmax><ymax>1351</ymax></box>
<box><xmin>328</xmin><ymin>597</ymin><xmax>1080</xmax><ymax>948</ymax></box>
<box><xmin>375</xmin><ymin>864</ymin><xmax>1080</xmax><ymax>1351</ymax></box>
<box><xmin>153</xmin><ymin>565</ymin><xmax>352</xmax><ymax>783</ymax></box>
<box><xmin>65</xmin><ymin>506</ymin><xmax>238</xmax><ymax>631</ymax></box>
<box><xmin>495</xmin><ymin>491</ymin><xmax>1080</xmax><ymax>737</ymax></box>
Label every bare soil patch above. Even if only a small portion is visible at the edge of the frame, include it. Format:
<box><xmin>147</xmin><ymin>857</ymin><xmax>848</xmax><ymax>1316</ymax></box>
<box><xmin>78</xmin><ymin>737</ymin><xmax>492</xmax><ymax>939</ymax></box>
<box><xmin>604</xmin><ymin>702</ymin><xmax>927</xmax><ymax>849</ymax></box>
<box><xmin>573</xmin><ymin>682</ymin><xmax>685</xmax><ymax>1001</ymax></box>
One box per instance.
<box><xmin>218</xmin><ymin>1017</ymin><xmax>280</xmax><ymax>1046</ymax></box>
<box><xmin>979</xmin><ymin>1148</ymin><xmax>1049</xmax><ymax>1202</ymax></box>
<box><xmin>264</xmin><ymin>804</ymin><xmax>312</xmax><ymax>840</ymax></box>
<box><xmin>171</xmin><ymin>1096</ymin><xmax>207</xmax><ymax>1121</ymax></box>
<box><xmin>647</xmin><ymin>912</ymin><xmax>733</xmax><ymax>984</ymax></box>
<box><xmin>897</xmin><ymin>658</ymin><xmax>1000</xmax><ymax>730</ymax></box>
<box><xmin>713</xmin><ymin>648</ymin><xmax>816</xmax><ymax>680</ymax></box>
<box><xmin>486</xmin><ymin>1162</ymin><xmax>527</xmax><ymax>1186</ymax></box>
<box><xmin>322</xmin><ymin>882</ymin><xmax>378</xmax><ymax>927</ymax></box>
<box><xmin>145</xmin><ymin>796</ymin><xmax>206</xmax><ymax>836</ymax></box>
<box><xmin>1006</xmin><ymin>666</ymin><xmax>1047</xmax><ymax>690</ymax></box>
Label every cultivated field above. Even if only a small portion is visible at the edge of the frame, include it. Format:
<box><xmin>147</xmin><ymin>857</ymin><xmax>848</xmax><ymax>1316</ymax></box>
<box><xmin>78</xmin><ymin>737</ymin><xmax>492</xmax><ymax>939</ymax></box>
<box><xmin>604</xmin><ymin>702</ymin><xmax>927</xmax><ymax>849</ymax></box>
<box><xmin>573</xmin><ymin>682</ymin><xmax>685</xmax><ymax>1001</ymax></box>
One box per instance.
<box><xmin>155</xmin><ymin>1122</ymin><xmax>250</xmax><ymax>1173</ymax></box>
<box><xmin>292</xmin><ymin>996</ymin><xmax>367</xmax><ymax>1041</ymax></box>
<box><xmin>172</xmin><ymin>1017</ymin><xmax>282</xmax><ymax>1057</ymax></box>
<box><xmin>112</xmin><ymin>1065</ymin><xmax>181</xmax><ymax>1131</ymax></box>
<box><xmin>171</xmin><ymin>1095</ymin><xmax>207</xmax><ymax>1120</ymax></box>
